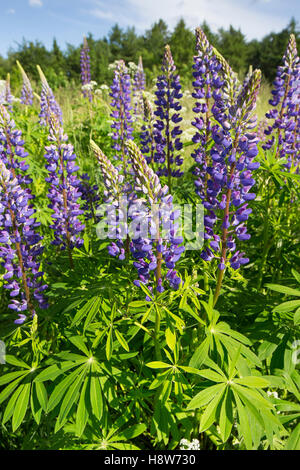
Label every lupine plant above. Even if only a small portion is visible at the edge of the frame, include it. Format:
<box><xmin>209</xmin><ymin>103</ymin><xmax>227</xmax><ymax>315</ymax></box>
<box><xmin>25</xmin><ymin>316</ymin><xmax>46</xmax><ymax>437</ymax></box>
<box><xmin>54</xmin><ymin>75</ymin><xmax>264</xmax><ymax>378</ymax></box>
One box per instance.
<box><xmin>0</xmin><ymin>28</ymin><xmax>299</xmax><ymax>452</ymax></box>
<box><xmin>153</xmin><ymin>45</ymin><xmax>184</xmax><ymax>191</ymax></box>
<box><xmin>133</xmin><ymin>56</ymin><xmax>146</xmax><ymax>116</ymax></box>
<box><xmin>80</xmin><ymin>37</ymin><xmax>92</xmax><ymax>102</ymax></box>
<box><xmin>17</xmin><ymin>61</ymin><xmax>34</xmax><ymax>107</ymax></box>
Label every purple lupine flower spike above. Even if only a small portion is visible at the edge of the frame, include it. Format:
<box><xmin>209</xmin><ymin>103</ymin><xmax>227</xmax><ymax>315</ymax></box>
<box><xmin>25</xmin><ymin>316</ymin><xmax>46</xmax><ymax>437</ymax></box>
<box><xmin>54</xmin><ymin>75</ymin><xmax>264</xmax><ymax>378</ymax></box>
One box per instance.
<box><xmin>126</xmin><ymin>140</ymin><xmax>184</xmax><ymax>293</ymax></box>
<box><xmin>17</xmin><ymin>61</ymin><xmax>34</xmax><ymax>106</ymax></box>
<box><xmin>80</xmin><ymin>37</ymin><xmax>93</xmax><ymax>102</ymax></box>
<box><xmin>90</xmin><ymin>140</ymin><xmax>127</xmax><ymax>260</ymax></box>
<box><xmin>78</xmin><ymin>173</ymin><xmax>100</xmax><ymax>223</ymax></box>
<box><xmin>0</xmin><ymin>104</ymin><xmax>32</xmax><ymax>187</ymax></box>
<box><xmin>37</xmin><ymin>65</ymin><xmax>63</xmax><ymax>127</ymax></box>
<box><xmin>140</xmin><ymin>94</ymin><xmax>156</xmax><ymax>165</ymax></box>
<box><xmin>153</xmin><ymin>45</ymin><xmax>184</xmax><ymax>192</ymax></box>
<box><xmin>263</xmin><ymin>34</ymin><xmax>300</xmax><ymax>169</ymax></box>
<box><xmin>133</xmin><ymin>56</ymin><xmax>146</xmax><ymax>115</ymax></box>
<box><xmin>0</xmin><ymin>160</ymin><xmax>48</xmax><ymax>323</ymax></box>
<box><xmin>44</xmin><ymin>113</ymin><xmax>85</xmax><ymax>268</ymax></box>
<box><xmin>0</xmin><ymin>74</ymin><xmax>13</xmax><ymax>112</ymax></box>
<box><xmin>110</xmin><ymin>60</ymin><xmax>134</xmax><ymax>176</ymax></box>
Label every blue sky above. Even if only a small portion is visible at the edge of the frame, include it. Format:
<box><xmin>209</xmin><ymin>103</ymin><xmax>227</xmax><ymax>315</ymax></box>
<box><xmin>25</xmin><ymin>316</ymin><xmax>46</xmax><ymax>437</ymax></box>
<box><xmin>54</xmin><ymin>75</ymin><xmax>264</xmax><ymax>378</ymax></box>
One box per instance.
<box><xmin>0</xmin><ymin>0</ymin><xmax>299</xmax><ymax>56</ymax></box>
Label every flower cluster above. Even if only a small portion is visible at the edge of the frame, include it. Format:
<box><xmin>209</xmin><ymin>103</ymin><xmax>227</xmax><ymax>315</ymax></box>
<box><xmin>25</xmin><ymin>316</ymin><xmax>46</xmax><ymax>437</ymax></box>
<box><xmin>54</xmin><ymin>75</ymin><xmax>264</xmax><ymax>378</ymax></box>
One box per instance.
<box><xmin>44</xmin><ymin>114</ymin><xmax>85</xmax><ymax>267</ymax></box>
<box><xmin>132</xmin><ymin>56</ymin><xmax>146</xmax><ymax>115</ymax></box>
<box><xmin>0</xmin><ymin>74</ymin><xmax>13</xmax><ymax>112</ymax></box>
<box><xmin>0</xmin><ymin>104</ymin><xmax>32</xmax><ymax>187</ymax></box>
<box><xmin>17</xmin><ymin>61</ymin><xmax>34</xmax><ymax>106</ymax></box>
<box><xmin>80</xmin><ymin>37</ymin><xmax>93</xmax><ymax>101</ymax></box>
<box><xmin>0</xmin><ymin>161</ymin><xmax>48</xmax><ymax>324</ymax></box>
<box><xmin>110</xmin><ymin>60</ymin><xmax>133</xmax><ymax>174</ymax></box>
<box><xmin>37</xmin><ymin>65</ymin><xmax>63</xmax><ymax>127</ymax></box>
<box><xmin>153</xmin><ymin>45</ymin><xmax>184</xmax><ymax>190</ymax></box>
<box><xmin>78</xmin><ymin>173</ymin><xmax>100</xmax><ymax>222</ymax></box>
<box><xmin>126</xmin><ymin>140</ymin><xmax>184</xmax><ymax>293</ymax></box>
<box><xmin>263</xmin><ymin>34</ymin><xmax>300</xmax><ymax>169</ymax></box>
<box><xmin>191</xmin><ymin>30</ymin><xmax>261</xmax><ymax>275</ymax></box>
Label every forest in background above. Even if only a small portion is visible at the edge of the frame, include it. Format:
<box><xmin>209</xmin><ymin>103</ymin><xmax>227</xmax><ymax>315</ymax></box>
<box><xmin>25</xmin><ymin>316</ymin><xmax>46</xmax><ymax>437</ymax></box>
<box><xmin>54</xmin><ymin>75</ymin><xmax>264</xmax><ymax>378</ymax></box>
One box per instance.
<box><xmin>0</xmin><ymin>17</ymin><xmax>299</xmax><ymax>89</ymax></box>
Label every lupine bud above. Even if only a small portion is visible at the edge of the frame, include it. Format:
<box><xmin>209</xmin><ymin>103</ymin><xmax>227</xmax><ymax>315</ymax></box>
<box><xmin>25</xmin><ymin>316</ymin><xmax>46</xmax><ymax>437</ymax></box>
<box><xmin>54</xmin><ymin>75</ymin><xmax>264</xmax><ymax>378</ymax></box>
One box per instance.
<box><xmin>133</xmin><ymin>56</ymin><xmax>146</xmax><ymax>115</ymax></box>
<box><xmin>37</xmin><ymin>65</ymin><xmax>63</xmax><ymax>127</ymax></box>
<box><xmin>17</xmin><ymin>61</ymin><xmax>34</xmax><ymax>106</ymax></box>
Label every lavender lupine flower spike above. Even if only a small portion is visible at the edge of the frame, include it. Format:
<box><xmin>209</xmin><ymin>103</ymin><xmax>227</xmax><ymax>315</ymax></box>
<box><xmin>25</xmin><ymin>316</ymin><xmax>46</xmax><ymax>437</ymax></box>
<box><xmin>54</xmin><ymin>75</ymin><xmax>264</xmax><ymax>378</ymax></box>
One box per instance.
<box><xmin>0</xmin><ymin>104</ymin><xmax>32</xmax><ymax>187</ymax></box>
<box><xmin>0</xmin><ymin>74</ymin><xmax>13</xmax><ymax>112</ymax></box>
<box><xmin>0</xmin><ymin>160</ymin><xmax>48</xmax><ymax>324</ymax></box>
<box><xmin>17</xmin><ymin>61</ymin><xmax>34</xmax><ymax>106</ymax></box>
<box><xmin>80</xmin><ymin>37</ymin><xmax>92</xmax><ymax>102</ymax></box>
<box><xmin>37</xmin><ymin>65</ymin><xmax>63</xmax><ymax>127</ymax></box>
<box><xmin>90</xmin><ymin>140</ymin><xmax>127</xmax><ymax>260</ymax></box>
<box><xmin>263</xmin><ymin>34</ymin><xmax>300</xmax><ymax>169</ymax></box>
<box><xmin>44</xmin><ymin>114</ymin><xmax>85</xmax><ymax>268</ymax></box>
<box><xmin>133</xmin><ymin>56</ymin><xmax>146</xmax><ymax>115</ymax></box>
<box><xmin>126</xmin><ymin>140</ymin><xmax>184</xmax><ymax>293</ymax></box>
<box><xmin>140</xmin><ymin>94</ymin><xmax>156</xmax><ymax>165</ymax></box>
<box><xmin>154</xmin><ymin>45</ymin><xmax>184</xmax><ymax>192</ymax></box>
<box><xmin>110</xmin><ymin>60</ymin><xmax>134</xmax><ymax>175</ymax></box>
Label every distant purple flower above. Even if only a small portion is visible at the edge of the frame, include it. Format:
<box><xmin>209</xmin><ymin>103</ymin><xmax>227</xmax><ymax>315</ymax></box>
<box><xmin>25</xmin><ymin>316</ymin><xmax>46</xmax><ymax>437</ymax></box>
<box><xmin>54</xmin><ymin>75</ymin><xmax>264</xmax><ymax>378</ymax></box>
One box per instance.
<box><xmin>140</xmin><ymin>94</ymin><xmax>156</xmax><ymax>165</ymax></box>
<box><xmin>78</xmin><ymin>173</ymin><xmax>100</xmax><ymax>222</ymax></box>
<box><xmin>263</xmin><ymin>34</ymin><xmax>300</xmax><ymax>169</ymax></box>
<box><xmin>80</xmin><ymin>37</ymin><xmax>92</xmax><ymax>102</ymax></box>
<box><xmin>153</xmin><ymin>45</ymin><xmax>184</xmax><ymax>191</ymax></box>
<box><xmin>133</xmin><ymin>56</ymin><xmax>146</xmax><ymax>115</ymax></box>
<box><xmin>0</xmin><ymin>160</ymin><xmax>48</xmax><ymax>324</ymax></box>
<box><xmin>110</xmin><ymin>60</ymin><xmax>134</xmax><ymax>175</ymax></box>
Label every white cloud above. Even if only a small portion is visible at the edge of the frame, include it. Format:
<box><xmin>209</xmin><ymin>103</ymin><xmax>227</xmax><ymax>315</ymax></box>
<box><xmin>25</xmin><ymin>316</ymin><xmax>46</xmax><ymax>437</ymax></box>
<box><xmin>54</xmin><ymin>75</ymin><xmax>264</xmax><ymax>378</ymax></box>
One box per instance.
<box><xmin>29</xmin><ymin>0</ymin><xmax>43</xmax><ymax>7</ymax></box>
<box><xmin>86</xmin><ymin>0</ymin><xmax>291</xmax><ymax>40</ymax></box>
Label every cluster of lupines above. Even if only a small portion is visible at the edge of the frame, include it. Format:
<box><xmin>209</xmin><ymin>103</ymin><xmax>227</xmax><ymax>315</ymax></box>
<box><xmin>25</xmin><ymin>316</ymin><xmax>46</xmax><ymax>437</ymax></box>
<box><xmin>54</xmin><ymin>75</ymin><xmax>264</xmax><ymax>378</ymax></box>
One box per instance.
<box><xmin>0</xmin><ymin>74</ymin><xmax>13</xmax><ymax>112</ymax></box>
<box><xmin>153</xmin><ymin>45</ymin><xmax>184</xmax><ymax>191</ymax></box>
<box><xmin>78</xmin><ymin>173</ymin><xmax>100</xmax><ymax>222</ymax></box>
<box><xmin>80</xmin><ymin>37</ymin><xmax>93</xmax><ymax>102</ymax></box>
<box><xmin>263</xmin><ymin>34</ymin><xmax>300</xmax><ymax>169</ymax></box>
<box><xmin>90</xmin><ymin>140</ymin><xmax>127</xmax><ymax>260</ymax></box>
<box><xmin>17</xmin><ymin>61</ymin><xmax>34</xmax><ymax>106</ymax></box>
<box><xmin>140</xmin><ymin>94</ymin><xmax>156</xmax><ymax>165</ymax></box>
<box><xmin>126</xmin><ymin>140</ymin><xmax>184</xmax><ymax>294</ymax></box>
<box><xmin>191</xmin><ymin>28</ymin><xmax>223</xmax><ymax>202</ymax></box>
<box><xmin>190</xmin><ymin>30</ymin><xmax>261</xmax><ymax>302</ymax></box>
<box><xmin>0</xmin><ymin>104</ymin><xmax>32</xmax><ymax>187</ymax></box>
<box><xmin>37</xmin><ymin>65</ymin><xmax>63</xmax><ymax>127</ymax></box>
<box><xmin>110</xmin><ymin>60</ymin><xmax>134</xmax><ymax>174</ymax></box>
<box><xmin>132</xmin><ymin>56</ymin><xmax>146</xmax><ymax>116</ymax></box>
<box><xmin>0</xmin><ymin>160</ymin><xmax>48</xmax><ymax>324</ymax></box>
<box><xmin>44</xmin><ymin>113</ymin><xmax>85</xmax><ymax>268</ymax></box>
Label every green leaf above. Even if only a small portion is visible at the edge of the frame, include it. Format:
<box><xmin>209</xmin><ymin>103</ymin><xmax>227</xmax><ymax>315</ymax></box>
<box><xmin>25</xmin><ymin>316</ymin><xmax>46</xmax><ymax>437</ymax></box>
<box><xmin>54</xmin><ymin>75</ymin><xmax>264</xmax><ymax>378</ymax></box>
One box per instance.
<box><xmin>115</xmin><ymin>330</ymin><xmax>129</xmax><ymax>352</ymax></box>
<box><xmin>234</xmin><ymin>376</ymin><xmax>270</xmax><ymax>388</ymax></box>
<box><xmin>189</xmin><ymin>338</ymin><xmax>209</xmax><ymax>369</ymax></box>
<box><xmin>47</xmin><ymin>365</ymin><xmax>86</xmax><ymax>412</ymax></box>
<box><xmin>111</xmin><ymin>423</ymin><xmax>147</xmax><ymax>442</ymax></box>
<box><xmin>4</xmin><ymin>355</ymin><xmax>30</xmax><ymax>369</ymax></box>
<box><xmin>274</xmin><ymin>300</ymin><xmax>300</xmax><ymax>313</ymax></box>
<box><xmin>3</xmin><ymin>385</ymin><xmax>23</xmax><ymax>425</ymax></box>
<box><xmin>146</xmin><ymin>361</ymin><xmax>172</xmax><ymax>369</ymax></box>
<box><xmin>0</xmin><ymin>370</ymin><xmax>29</xmax><ymax>387</ymax></box>
<box><xmin>219</xmin><ymin>387</ymin><xmax>233</xmax><ymax>443</ymax></box>
<box><xmin>69</xmin><ymin>336</ymin><xmax>90</xmax><ymax>356</ymax></box>
<box><xmin>233</xmin><ymin>390</ymin><xmax>252</xmax><ymax>450</ymax></box>
<box><xmin>199</xmin><ymin>385</ymin><xmax>226</xmax><ymax>432</ymax></box>
<box><xmin>12</xmin><ymin>383</ymin><xmax>31</xmax><ymax>432</ymax></box>
<box><xmin>56</xmin><ymin>368</ymin><xmax>87</xmax><ymax>431</ymax></box>
<box><xmin>266</xmin><ymin>284</ymin><xmax>300</xmax><ymax>297</ymax></box>
<box><xmin>285</xmin><ymin>423</ymin><xmax>300</xmax><ymax>450</ymax></box>
<box><xmin>294</xmin><ymin>307</ymin><xmax>300</xmax><ymax>325</ymax></box>
<box><xmin>0</xmin><ymin>375</ymin><xmax>27</xmax><ymax>405</ymax></box>
<box><xmin>187</xmin><ymin>383</ymin><xmax>225</xmax><ymax>410</ymax></box>
<box><xmin>165</xmin><ymin>328</ymin><xmax>176</xmax><ymax>352</ymax></box>
<box><xmin>194</xmin><ymin>368</ymin><xmax>226</xmax><ymax>383</ymax></box>
<box><xmin>76</xmin><ymin>378</ymin><xmax>89</xmax><ymax>437</ymax></box>
<box><xmin>90</xmin><ymin>367</ymin><xmax>103</xmax><ymax>420</ymax></box>
<box><xmin>35</xmin><ymin>361</ymin><xmax>81</xmax><ymax>382</ymax></box>
<box><xmin>106</xmin><ymin>327</ymin><xmax>113</xmax><ymax>361</ymax></box>
<box><xmin>35</xmin><ymin>381</ymin><xmax>48</xmax><ymax>411</ymax></box>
